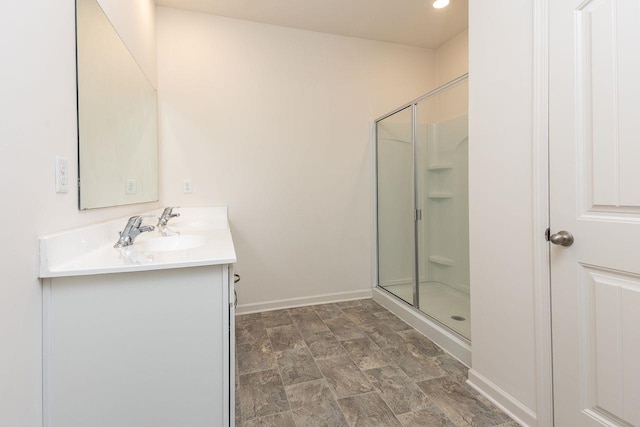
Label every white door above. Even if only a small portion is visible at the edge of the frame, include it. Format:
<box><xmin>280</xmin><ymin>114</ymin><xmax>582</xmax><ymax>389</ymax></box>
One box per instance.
<box><xmin>549</xmin><ymin>0</ymin><xmax>640</xmax><ymax>425</ymax></box>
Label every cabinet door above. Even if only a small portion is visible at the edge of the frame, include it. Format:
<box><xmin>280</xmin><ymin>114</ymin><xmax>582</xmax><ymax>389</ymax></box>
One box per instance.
<box><xmin>45</xmin><ymin>266</ymin><xmax>226</xmax><ymax>427</ymax></box>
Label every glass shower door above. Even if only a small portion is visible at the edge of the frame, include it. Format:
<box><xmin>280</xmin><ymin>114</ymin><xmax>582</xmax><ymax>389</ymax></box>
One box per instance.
<box><xmin>415</xmin><ymin>79</ymin><xmax>470</xmax><ymax>339</ymax></box>
<box><xmin>376</xmin><ymin>106</ymin><xmax>416</xmax><ymax>306</ymax></box>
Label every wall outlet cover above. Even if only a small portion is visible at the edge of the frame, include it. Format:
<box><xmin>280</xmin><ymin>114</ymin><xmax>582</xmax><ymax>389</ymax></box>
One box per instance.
<box><xmin>183</xmin><ymin>179</ymin><xmax>193</xmax><ymax>194</ymax></box>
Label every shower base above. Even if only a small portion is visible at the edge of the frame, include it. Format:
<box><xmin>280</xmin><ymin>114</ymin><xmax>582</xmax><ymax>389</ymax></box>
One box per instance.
<box><xmin>381</xmin><ymin>281</ymin><xmax>470</xmax><ymax>339</ymax></box>
<box><xmin>373</xmin><ymin>282</ymin><xmax>471</xmax><ymax>366</ymax></box>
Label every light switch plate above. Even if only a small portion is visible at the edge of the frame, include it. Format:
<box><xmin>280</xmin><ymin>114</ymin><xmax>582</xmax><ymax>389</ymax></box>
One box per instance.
<box><xmin>126</xmin><ymin>179</ymin><xmax>137</xmax><ymax>194</ymax></box>
<box><xmin>55</xmin><ymin>156</ymin><xmax>69</xmax><ymax>193</ymax></box>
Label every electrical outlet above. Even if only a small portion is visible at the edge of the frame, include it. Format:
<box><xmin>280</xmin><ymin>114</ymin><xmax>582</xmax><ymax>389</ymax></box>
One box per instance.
<box><xmin>55</xmin><ymin>156</ymin><xmax>69</xmax><ymax>193</ymax></box>
<box><xmin>125</xmin><ymin>179</ymin><xmax>137</xmax><ymax>194</ymax></box>
<box><xmin>183</xmin><ymin>179</ymin><xmax>193</xmax><ymax>194</ymax></box>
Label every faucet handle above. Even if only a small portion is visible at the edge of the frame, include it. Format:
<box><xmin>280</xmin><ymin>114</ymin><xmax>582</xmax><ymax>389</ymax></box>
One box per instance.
<box><xmin>158</xmin><ymin>207</ymin><xmax>180</xmax><ymax>226</ymax></box>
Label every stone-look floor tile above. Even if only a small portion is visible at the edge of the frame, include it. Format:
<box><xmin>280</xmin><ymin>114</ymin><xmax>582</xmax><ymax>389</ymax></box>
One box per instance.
<box><xmin>359</xmin><ymin>298</ymin><xmax>387</xmax><ymax>313</ymax></box>
<box><xmin>267</xmin><ymin>325</ymin><xmax>305</xmax><ymax>352</ymax></box>
<box><xmin>324</xmin><ymin>316</ymin><xmax>365</xmax><ymax>341</ymax></box>
<box><xmin>396</xmin><ymin>407</ymin><xmax>456</xmax><ymax>427</ymax></box>
<box><xmin>303</xmin><ymin>330</ymin><xmax>348</xmax><ymax>359</ymax></box>
<box><xmin>315</xmin><ymin>355</ymin><xmax>375</xmax><ymax>398</ymax></box>
<box><xmin>435</xmin><ymin>354</ymin><xmax>469</xmax><ymax>383</ymax></box>
<box><xmin>495</xmin><ymin>421</ymin><xmax>522</xmax><ymax>427</ymax></box>
<box><xmin>237</xmin><ymin>312</ymin><xmax>263</xmax><ymax>325</ymax></box>
<box><xmin>239</xmin><ymin>369</ymin><xmax>289</xmax><ymax>421</ymax></box>
<box><xmin>364</xmin><ymin>364</ymin><xmax>432</xmax><ymax>416</ymax></box>
<box><xmin>372</xmin><ymin>311</ymin><xmax>412</xmax><ymax>331</ymax></box>
<box><xmin>313</xmin><ymin>303</ymin><xmax>344</xmax><ymax>320</ymax></box>
<box><xmin>289</xmin><ymin>311</ymin><xmax>330</xmax><ymax>336</ymax></box>
<box><xmin>287</xmin><ymin>306</ymin><xmax>316</xmax><ymax>315</ymax></box>
<box><xmin>236</xmin><ymin>337</ymin><xmax>277</xmax><ymax>374</ymax></box>
<box><xmin>416</xmin><ymin>377</ymin><xmax>510</xmax><ymax>426</ymax></box>
<box><xmin>236</xmin><ymin>319</ymin><xmax>268</xmax><ymax>345</ymax></box>
<box><xmin>235</xmin><ymin>402</ymin><xmax>242</xmax><ymax>426</ymax></box>
<box><xmin>236</xmin><ymin>302</ymin><xmax>516</xmax><ymax>427</ymax></box>
<box><xmin>338</xmin><ymin>392</ymin><xmax>403</xmax><ymax>427</ymax></box>
<box><xmin>358</xmin><ymin>321</ymin><xmax>406</xmax><ymax>350</ymax></box>
<box><xmin>286</xmin><ymin>379</ymin><xmax>349</xmax><ymax>427</ymax></box>
<box><xmin>276</xmin><ymin>347</ymin><xmax>323</xmax><ymax>386</ymax></box>
<box><xmin>341</xmin><ymin>306</ymin><xmax>379</xmax><ymax>325</ymax></box>
<box><xmin>382</xmin><ymin>343</ymin><xmax>446</xmax><ymax>382</ymax></box>
<box><xmin>243</xmin><ymin>411</ymin><xmax>296</xmax><ymax>427</ymax></box>
<box><xmin>261</xmin><ymin>309</ymin><xmax>293</xmax><ymax>329</ymax></box>
<box><xmin>397</xmin><ymin>329</ymin><xmax>444</xmax><ymax>358</ymax></box>
<box><xmin>341</xmin><ymin>337</ymin><xmax>390</xmax><ymax>370</ymax></box>
<box><xmin>235</xmin><ymin>378</ymin><xmax>242</xmax><ymax>426</ymax></box>
<box><xmin>334</xmin><ymin>299</ymin><xmax>364</xmax><ymax>309</ymax></box>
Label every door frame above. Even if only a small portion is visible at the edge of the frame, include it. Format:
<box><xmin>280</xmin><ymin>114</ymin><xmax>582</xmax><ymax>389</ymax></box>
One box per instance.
<box><xmin>532</xmin><ymin>0</ymin><xmax>554</xmax><ymax>425</ymax></box>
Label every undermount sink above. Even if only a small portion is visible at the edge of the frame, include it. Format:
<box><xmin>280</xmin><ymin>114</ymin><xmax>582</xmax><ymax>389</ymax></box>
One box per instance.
<box><xmin>135</xmin><ymin>234</ymin><xmax>207</xmax><ymax>252</ymax></box>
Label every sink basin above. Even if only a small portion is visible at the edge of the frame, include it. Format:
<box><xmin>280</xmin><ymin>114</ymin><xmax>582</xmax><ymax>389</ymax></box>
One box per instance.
<box><xmin>168</xmin><ymin>219</ymin><xmax>217</xmax><ymax>232</ymax></box>
<box><xmin>135</xmin><ymin>235</ymin><xmax>207</xmax><ymax>252</ymax></box>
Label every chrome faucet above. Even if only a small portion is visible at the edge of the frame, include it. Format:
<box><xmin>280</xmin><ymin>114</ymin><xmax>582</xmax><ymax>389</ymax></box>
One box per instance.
<box><xmin>114</xmin><ymin>216</ymin><xmax>155</xmax><ymax>248</ymax></box>
<box><xmin>157</xmin><ymin>207</ymin><xmax>180</xmax><ymax>228</ymax></box>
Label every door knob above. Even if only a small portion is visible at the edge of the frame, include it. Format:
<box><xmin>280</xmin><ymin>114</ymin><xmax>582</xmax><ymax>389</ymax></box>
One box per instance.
<box><xmin>549</xmin><ymin>230</ymin><xmax>574</xmax><ymax>247</ymax></box>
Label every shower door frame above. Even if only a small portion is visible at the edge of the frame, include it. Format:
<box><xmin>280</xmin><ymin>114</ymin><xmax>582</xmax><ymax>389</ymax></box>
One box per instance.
<box><xmin>374</xmin><ymin>73</ymin><xmax>470</xmax><ymax>343</ymax></box>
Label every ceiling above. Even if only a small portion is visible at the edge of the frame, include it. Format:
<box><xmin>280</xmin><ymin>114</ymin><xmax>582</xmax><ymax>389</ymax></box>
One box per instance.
<box><xmin>154</xmin><ymin>0</ymin><xmax>468</xmax><ymax>49</ymax></box>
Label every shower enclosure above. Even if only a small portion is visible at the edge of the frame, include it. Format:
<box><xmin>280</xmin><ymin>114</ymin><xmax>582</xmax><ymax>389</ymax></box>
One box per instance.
<box><xmin>376</xmin><ymin>75</ymin><xmax>469</xmax><ymax>340</ymax></box>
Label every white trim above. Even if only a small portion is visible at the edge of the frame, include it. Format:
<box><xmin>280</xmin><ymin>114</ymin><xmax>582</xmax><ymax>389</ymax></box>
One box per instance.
<box><xmin>372</xmin><ymin>287</ymin><xmax>472</xmax><ymax>366</ymax></box>
<box><xmin>42</xmin><ymin>279</ymin><xmax>52</xmax><ymax>427</ymax></box>
<box><xmin>228</xmin><ymin>266</ymin><xmax>236</xmax><ymax>426</ymax></box>
<box><xmin>235</xmin><ymin>289</ymin><xmax>373</xmax><ymax>314</ymax></box>
<box><xmin>468</xmin><ymin>369</ymin><xmax>537</xmax><ymax>427</ymax></box>
<box><xmin>370</xmin><ymin>119</ymin><xmax>379</xmax><ymax>291</ymax></box>
<box><xmin>221</xmin><ymin>267</ymin><xmax>230</xmax><ymax>427</ymax></box>
<box><xmin>532</xmin><ymin>0</ymin><xmax>554</xmax><ymax>425</ymax></box>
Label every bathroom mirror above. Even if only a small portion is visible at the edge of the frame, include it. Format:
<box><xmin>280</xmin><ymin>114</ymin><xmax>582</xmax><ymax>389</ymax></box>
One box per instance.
<box><xmin>76</xmin><ymin>0</ymin><xmax>159</xmax><ymax>210</ymax></box>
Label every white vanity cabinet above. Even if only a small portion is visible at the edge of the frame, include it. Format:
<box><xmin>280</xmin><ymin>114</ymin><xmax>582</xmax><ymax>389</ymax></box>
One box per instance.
<box><xmin>39</xmin><ymin>207</ymin><xmax>236</xmax><ymax>427</ymax></box>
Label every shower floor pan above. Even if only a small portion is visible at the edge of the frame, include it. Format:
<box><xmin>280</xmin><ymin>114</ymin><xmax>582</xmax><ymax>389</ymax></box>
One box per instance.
<box><xmin>381</xmin><ymin>281</ymin><xmax>470</xmax><ymax>339</ymax></box>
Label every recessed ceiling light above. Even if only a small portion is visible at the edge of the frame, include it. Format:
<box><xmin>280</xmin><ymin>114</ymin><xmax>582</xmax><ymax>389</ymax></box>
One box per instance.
<box><xmin>433</xmin><ymin>0</ymin><xmax>450</xmax><ymax>9</ymax></box>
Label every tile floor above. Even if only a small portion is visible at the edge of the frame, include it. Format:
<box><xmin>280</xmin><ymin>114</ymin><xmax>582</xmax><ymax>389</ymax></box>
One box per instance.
<box><xmin>234</xmin><ymin>298</ymin><xmax>518</xmax><ymax>427</ymax></box>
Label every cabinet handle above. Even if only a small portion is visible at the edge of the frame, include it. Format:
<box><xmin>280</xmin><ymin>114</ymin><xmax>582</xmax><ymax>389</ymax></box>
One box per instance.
<box><xmin>234</xmin><ymin>290</ymin><xmax>238</xmax><ymax>308</ymax></box>
<box><xmin>234</xmin><ymin>274</ymin><xmax>240</xmax><ymax>284</ymax></box>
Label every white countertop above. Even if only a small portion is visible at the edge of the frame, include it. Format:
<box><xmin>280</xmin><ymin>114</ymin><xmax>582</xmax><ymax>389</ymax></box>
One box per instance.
<box><xmin>39</xmin><ymin>207</ymin><xmax>236</xmax><ymax>278</ymax></box>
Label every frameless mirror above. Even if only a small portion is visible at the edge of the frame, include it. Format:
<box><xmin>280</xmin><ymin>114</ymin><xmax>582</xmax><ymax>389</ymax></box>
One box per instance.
<box><xmin>76</xmin><ymin>0</ymin><xmax>159</xmax><ymax>209</ymax></box>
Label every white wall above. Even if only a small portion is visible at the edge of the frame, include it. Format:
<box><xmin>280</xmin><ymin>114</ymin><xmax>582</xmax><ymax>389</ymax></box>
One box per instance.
<box><xmin>436</xmin><ymin>29</ymin><xmax>469</xmax><ymax>86</ymax></box>
<box><xmin>0</xmin><ymin>2</ymin><xmax>157</xmax><ymax>426</ymax></box>
<box><xmin>156</xmin><ymin>8</ymin><xmax>436</xmax><ymax>312</ymax></box>
<box><xmin>468</xmin><ymin>0</ymin><xmax>537</xmax><ymax>422</ymax></box>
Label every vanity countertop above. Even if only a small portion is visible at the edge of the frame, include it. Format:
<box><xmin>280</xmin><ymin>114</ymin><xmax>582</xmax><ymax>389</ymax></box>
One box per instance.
<box><xmin>39</xmin><ymin>207</ymin><xmax>236</xmax><ymax>278</ymax></box>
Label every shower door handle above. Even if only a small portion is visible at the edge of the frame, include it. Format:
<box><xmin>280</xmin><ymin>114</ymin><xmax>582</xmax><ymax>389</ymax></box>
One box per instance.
<box><xmin>549</xmin><ymin>230</ymin><xmax>574</xmax><ymax>247</ymax></box>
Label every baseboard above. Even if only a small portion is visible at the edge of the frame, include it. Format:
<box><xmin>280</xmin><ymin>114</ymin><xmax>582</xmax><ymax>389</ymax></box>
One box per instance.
<box><xmin>467</xmin><ymin>369</ymin><xmax>536</xmax><ymax>427</ymax></box>
<box><xmin>235</xmin><ymin>289</ymin><xmax>373</xmax><ymax>314</ymax></box>
<box><xmin>372</xmin><ymin>287</ymin><xmax>472</xmax><ymax>367</ymax></box>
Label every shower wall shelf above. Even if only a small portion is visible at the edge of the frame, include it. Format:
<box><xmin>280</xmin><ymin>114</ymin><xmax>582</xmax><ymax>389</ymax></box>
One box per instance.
<box><xmin>427</xmin><ymin>192</ymin><xmax>454</xmax><ymax>199</ymax></box>
<box><xmin>428</xmin><ymin>255</ymin><xmax>455</xmax><ymax>266</ymax></box>
<box><xmin>427</xmin><ymin>163</ymin><xmax>454</xmax><ymax>170</ymax></box>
